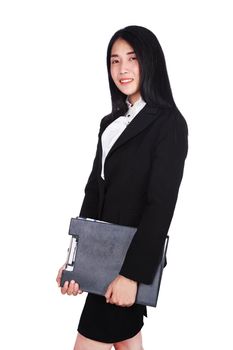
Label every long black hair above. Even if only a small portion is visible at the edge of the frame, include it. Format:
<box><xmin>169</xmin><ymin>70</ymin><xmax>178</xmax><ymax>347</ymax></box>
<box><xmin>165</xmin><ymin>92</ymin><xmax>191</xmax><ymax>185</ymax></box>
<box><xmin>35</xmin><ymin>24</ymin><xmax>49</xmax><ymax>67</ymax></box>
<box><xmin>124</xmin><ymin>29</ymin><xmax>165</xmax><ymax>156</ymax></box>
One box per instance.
<box><xmin>106</xmin><ymin>25</ymin><xmax>177</xmax><ymax>116</ymax></box>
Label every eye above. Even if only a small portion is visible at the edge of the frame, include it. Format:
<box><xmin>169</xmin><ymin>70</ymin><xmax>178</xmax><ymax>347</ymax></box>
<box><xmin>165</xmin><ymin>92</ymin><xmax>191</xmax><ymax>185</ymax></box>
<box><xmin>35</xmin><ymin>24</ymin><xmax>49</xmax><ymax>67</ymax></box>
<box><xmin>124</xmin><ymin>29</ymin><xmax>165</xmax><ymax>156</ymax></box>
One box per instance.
<box><xmin>129</xmin><ymin>56</ymin><xmax>137</xmax><ymax>61</ymax></box>
<box><xmin>111</xmin><ymin>59</ymin><xmax>119</xmax><ymax>64</ymax></box>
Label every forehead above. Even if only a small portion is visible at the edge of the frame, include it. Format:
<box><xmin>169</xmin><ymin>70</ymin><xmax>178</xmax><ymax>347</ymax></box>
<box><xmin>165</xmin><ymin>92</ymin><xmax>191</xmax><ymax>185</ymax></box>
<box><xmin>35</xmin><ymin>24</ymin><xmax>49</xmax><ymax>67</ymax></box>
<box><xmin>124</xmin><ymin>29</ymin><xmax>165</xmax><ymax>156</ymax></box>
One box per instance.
<box><xmin>111</xmin><ymin>38</ymin><xmax>134</xmax><ymax>55</ymax></box>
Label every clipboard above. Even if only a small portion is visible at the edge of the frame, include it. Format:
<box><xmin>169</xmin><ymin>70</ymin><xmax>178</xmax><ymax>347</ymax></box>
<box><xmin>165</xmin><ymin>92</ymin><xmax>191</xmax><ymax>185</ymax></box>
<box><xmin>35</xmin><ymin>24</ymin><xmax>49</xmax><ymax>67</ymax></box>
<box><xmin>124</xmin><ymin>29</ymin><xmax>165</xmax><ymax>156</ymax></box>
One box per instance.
<box><xmin>61</xmin><ymin>216</ymin><xmax>169</xmax><ymax>307</ymax></box>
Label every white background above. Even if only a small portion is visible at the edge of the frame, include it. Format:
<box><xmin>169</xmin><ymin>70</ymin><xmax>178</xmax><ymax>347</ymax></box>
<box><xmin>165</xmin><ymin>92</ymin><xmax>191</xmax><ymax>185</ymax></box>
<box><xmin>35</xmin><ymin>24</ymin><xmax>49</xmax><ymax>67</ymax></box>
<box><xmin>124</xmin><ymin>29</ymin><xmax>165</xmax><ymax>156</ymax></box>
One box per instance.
<box><xmin>0</xmin><ymin>1</ymin><xmax>232</xmax><ymax>349</ymax></box>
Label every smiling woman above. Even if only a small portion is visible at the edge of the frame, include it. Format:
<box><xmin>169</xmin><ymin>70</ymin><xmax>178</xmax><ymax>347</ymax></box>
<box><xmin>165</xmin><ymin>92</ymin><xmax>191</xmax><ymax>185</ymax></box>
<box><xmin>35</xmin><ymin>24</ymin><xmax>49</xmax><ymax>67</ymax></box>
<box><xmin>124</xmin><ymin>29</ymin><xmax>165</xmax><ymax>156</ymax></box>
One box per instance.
<box><xmin>56</xmin><ymin>25</ymin><xmax>188</xmax><ymax>350</ymax></box>
<box><xmin>110</xmin><ymin>39</ymin><xmax>141</xmax><ymax>105</ymax></box>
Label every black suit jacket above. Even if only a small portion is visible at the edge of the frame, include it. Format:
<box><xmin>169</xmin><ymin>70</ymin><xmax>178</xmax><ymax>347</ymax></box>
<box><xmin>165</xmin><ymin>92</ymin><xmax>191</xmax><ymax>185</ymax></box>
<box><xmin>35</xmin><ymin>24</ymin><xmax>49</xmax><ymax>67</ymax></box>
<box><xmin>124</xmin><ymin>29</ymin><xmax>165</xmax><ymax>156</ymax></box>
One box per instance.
<box><xmin>79</xmin><ymin>104</ymin><xmax>188</xmax><ymax>285</ymax></box>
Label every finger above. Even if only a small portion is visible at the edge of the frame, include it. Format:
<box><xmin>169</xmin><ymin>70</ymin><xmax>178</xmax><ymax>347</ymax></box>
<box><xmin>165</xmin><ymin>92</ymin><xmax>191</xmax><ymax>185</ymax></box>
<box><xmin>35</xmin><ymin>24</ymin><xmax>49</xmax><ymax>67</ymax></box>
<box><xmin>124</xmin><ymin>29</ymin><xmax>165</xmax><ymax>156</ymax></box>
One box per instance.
<box><xmin>73</xmin><ymin>283</ymin><xmax>79</xmax><ymax>296</ymax></box>
<box><xmin>126</xmin><ymin>303</ymin><xmax>133</xmax><ymax>307</ymax></box>
<box><xmin>61</xmin><ymin>281</ymin><xmax>69</xmax><ymax>294</ymax></box>
<box><xmin>67</xmin><ymin>280</ymin><xmax>75</xmax><ymax>295</ymax></box>
<box><xmin>105</xmin><ymin>285</ymin><xmax>113</xmax><ymax>299</ymax></box>
<box><xmin>107</xmin><ymin>291</ymin><xmax>114</xmax><ymax>304</ymax></box>
<box><xmin>109</xmin><ymin>297</ymin><xmax>116</xmax><ymax>305</ymax></box>
<box><xmin>77</xmin><ymin>284</ymin><xmax>83</xmax><ymax>294</ymax></box>
<box><xmin>56</xmin><ymin>269</ymin><xmax>62</xmax><ymax>285</ymax></box>
<box><xmin>105</xmin><ymin>287</ymin><xmax>112</xmax><ymax>303</ymax></box>
<box><xmin>56</xmin><ymin>272</ymin><xmax>63</xmax><ymax>286</ymax></box>
<box><xmin>56</xmin><ymin>264</ymin><xmax>66</xmax><ymax>286</ymax></box>
<box><xmin>56</xmin><ymin>275</ymin><xmax>60</xmax><ymax>286</ymax></box>
<box><xmin>126</xmin><ymin>301</ymin><xmax>135</xmax><ymax>307</ymax></box>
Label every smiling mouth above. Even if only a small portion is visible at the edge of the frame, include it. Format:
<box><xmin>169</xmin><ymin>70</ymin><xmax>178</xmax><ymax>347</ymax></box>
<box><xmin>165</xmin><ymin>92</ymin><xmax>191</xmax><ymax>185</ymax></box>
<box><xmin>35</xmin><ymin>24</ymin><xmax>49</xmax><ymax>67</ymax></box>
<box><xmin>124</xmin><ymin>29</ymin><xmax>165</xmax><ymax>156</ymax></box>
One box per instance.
<box><xmin>119</xmin><ymin>78</ymin><xmax>134</xmax><ymax>84</ymax></box>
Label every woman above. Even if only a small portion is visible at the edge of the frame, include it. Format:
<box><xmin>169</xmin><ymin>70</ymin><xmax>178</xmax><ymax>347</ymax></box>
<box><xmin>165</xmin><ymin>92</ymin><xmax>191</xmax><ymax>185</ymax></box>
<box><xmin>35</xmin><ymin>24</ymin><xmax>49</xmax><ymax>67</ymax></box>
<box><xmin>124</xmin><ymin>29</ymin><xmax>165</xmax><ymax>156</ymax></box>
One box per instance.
<box><xmin>57</xmin><ymin>25</ymin><xmax>188</xmax><ymax>350</ymax></box>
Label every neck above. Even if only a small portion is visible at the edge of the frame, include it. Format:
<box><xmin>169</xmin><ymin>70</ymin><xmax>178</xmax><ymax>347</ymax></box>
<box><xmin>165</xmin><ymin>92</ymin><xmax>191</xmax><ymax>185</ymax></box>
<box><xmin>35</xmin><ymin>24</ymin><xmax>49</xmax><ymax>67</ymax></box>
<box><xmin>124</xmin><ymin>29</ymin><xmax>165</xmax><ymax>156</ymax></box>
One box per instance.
<box><xmin>128</xmin><ymin>94</ymin><xmax>141</xmax><ymax>106</ymax></box>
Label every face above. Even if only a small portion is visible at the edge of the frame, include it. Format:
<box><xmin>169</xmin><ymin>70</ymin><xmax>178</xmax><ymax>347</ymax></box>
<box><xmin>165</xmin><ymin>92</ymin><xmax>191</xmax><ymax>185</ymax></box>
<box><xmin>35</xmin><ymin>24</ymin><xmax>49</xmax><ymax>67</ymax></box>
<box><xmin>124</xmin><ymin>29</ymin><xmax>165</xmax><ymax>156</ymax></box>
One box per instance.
<box><xmin>110</xmin><ymin>38</ymin><xmax>141</xmax><ymax>105</ymax></box>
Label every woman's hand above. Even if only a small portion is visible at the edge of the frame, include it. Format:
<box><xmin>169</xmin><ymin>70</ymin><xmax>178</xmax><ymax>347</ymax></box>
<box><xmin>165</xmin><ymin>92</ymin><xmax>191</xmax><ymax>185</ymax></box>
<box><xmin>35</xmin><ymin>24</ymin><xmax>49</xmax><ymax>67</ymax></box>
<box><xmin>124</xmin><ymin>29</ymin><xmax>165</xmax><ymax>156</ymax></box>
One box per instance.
<box><xmin>56</xmin><ymin>264</ymin><xmax>83</xmax><ymax>296</ymax></box>
<box><xmin>104</xmin><ymin>275</ymin><xmax>138</xmax><ymax>307</ymax></box>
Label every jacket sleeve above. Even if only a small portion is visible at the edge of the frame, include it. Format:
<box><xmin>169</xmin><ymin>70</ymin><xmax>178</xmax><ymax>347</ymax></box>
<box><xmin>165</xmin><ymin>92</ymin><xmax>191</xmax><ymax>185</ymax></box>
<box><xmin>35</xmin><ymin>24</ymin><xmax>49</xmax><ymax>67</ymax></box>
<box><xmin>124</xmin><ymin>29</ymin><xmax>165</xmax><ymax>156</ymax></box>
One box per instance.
<box><xmin>119</xmin><ymin>112</ymin><xmax>189</xmax><ymax>284</ymax></box>
<box><xmin>78</xmin><ymin>120</ymin><xmax>104</xmax><ymax>219</ymax></box>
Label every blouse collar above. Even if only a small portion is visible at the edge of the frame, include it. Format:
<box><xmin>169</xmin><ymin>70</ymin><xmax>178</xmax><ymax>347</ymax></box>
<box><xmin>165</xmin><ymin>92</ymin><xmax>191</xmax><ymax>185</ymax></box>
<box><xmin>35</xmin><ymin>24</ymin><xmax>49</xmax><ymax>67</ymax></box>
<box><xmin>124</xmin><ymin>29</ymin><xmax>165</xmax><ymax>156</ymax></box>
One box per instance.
<box><xmin>125</xmin><ymin>95</ymin><xmax>146</xmax><ymax>117</ymax></box>
<box><xmin>126</xmin><ymin>95</ymin><xmax>146</xmax><ymax>108</ymax></box>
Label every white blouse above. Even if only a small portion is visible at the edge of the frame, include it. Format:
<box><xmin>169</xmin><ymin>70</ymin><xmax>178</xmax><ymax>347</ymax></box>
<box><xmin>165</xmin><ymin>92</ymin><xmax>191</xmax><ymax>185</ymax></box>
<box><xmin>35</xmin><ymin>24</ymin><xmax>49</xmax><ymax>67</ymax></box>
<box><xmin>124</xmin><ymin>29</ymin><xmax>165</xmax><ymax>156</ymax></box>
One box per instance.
<box><xmin>101</xmin><ymin>96</ymin><xmax>146</xmax><ymax>180</ymax></box>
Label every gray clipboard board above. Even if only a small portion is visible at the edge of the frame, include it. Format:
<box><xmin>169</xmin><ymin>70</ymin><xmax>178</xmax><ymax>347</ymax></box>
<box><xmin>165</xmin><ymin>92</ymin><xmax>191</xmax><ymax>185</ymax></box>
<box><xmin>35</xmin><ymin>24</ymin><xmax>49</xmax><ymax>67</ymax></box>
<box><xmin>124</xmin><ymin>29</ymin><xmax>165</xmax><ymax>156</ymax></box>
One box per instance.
<box><xmin>61</xmin><ymin>217</ymin><xmax>169</xmax><ymax>307</ymax></box>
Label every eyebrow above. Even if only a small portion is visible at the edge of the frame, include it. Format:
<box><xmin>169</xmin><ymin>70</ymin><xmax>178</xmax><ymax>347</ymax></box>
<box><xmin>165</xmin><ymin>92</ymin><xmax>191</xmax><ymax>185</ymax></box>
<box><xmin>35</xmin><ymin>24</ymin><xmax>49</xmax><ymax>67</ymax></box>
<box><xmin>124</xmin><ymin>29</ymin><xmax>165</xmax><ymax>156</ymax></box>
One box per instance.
<box><xmin>110</xmin><ymin>51</ymin><xmax>135</xmax><ymax>57</ymax></box>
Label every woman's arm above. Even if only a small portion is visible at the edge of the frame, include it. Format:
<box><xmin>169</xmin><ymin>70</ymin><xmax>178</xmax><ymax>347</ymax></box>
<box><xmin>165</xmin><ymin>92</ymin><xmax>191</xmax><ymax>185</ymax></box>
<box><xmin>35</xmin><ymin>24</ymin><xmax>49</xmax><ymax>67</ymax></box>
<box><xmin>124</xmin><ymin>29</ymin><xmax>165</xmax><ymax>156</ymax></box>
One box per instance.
<box><xmin>78</xmin><ymin>138</ymin><xmax>100</xmax><ymax>219</ymax></box>
<box><xmin>119</xmin><ymin>111</ymin><xmax>189</xmax><ymax>284</ymax></box>
<box><xmin>78</xmin><ymin>117</ymin><xmax>106</xmax><ymax>219</ymax></box>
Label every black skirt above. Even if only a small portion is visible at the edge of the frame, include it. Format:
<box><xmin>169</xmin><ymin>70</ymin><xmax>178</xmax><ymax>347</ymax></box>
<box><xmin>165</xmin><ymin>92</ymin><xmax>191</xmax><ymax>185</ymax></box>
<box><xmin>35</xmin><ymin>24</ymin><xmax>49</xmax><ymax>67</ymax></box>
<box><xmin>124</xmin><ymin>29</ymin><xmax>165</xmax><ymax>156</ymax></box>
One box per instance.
<box><xmin>77</xmin><ymin>292</ymin><xmax>148</xmax><ymax>343</ymax></box>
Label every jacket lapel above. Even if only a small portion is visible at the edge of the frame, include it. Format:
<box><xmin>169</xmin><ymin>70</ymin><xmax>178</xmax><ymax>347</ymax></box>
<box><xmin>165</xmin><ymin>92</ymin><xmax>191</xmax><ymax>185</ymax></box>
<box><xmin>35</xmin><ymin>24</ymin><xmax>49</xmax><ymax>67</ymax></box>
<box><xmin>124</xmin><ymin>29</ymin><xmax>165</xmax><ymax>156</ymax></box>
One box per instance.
<box><xmin>99</xmin><ymin>104</ymin><xmax>160</xmax><ymax>166</ymax></box>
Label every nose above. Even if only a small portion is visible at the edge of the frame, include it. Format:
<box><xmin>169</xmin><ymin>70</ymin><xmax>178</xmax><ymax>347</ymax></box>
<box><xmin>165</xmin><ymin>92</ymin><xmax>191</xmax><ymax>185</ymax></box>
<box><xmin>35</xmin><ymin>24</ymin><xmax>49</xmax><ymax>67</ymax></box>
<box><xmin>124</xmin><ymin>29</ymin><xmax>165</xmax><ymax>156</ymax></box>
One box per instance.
<box><xmin>119</xmin><ymin>60</ymin><xmax>129</xmax><ymax>75</ymax></box>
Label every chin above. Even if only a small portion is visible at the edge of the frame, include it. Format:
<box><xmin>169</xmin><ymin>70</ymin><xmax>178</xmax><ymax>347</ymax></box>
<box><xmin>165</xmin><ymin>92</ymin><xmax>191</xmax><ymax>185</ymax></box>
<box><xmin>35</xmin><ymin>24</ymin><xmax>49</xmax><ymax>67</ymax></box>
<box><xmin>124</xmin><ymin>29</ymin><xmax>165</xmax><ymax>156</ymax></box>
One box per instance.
<box><xmin>118</xmin><ymin>87</ymin><xmax>138</xmax><ymax>96</ymax></box>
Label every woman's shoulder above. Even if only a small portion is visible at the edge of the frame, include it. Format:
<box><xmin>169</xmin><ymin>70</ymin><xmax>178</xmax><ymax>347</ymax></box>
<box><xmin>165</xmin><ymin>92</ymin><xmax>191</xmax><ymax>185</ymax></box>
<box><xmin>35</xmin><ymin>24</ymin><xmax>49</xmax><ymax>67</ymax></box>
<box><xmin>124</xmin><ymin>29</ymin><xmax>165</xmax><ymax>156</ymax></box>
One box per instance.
<box><xmin>100</xmin><ymin>112</ymin><xmax>112</xmax><ymax>125</ymax></box>
<box><xmin>155</xmin><ymin>105</ymin><xmax>188</xmax><ymax>136</ymax></box>
<box><xmin>99</xmin><ymin>111</ymin><xmax>122</xmax><ymax>132</ymax></box>
<box><xmin>99</xmin><ymin>105</ymin><xmax>188</xmax><ymax>136</ymax></box>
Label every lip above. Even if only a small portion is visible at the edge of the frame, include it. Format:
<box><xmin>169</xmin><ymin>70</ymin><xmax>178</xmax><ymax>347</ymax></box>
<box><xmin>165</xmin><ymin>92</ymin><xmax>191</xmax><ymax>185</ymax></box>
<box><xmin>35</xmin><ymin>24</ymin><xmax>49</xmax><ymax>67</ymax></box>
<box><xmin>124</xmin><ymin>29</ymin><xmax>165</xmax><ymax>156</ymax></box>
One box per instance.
<box><xmin>119</xmin><ymin>78</ymin><xmax>134</xmax><ymax>85</ymax></box>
